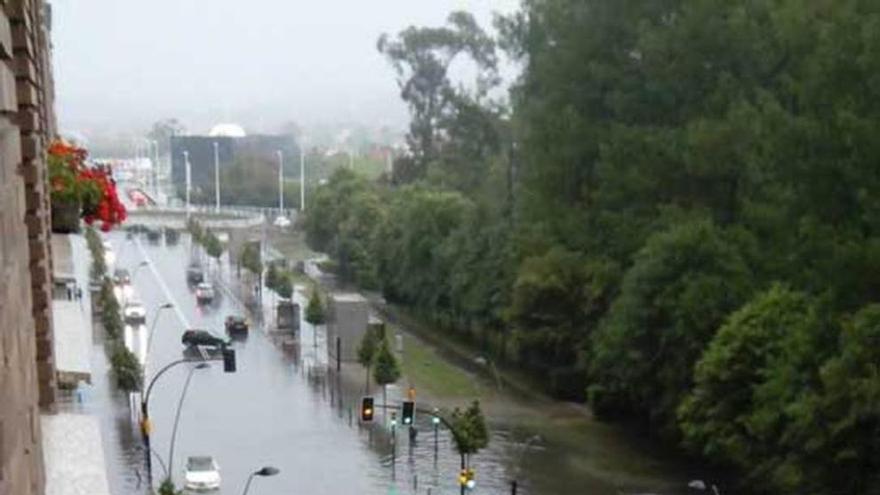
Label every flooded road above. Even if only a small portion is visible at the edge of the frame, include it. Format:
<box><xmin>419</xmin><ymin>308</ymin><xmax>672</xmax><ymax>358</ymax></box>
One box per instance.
<box><xmin>67</xmin><ymin>230</ymin><xmax>701</xmax><ymax>495</ymax></box>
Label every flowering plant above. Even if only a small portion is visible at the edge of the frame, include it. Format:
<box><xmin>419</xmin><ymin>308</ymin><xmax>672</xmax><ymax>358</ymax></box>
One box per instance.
<box><xmin>48</xmin><ymin>140</ymin><xmax>127</xmax><ymax>231</ymax></box>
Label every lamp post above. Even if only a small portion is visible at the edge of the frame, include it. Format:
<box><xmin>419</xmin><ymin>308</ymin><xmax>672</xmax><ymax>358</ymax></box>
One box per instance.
<box><xmin>299</xmin><ymin>146</ymin><xmax>305</xmax><ymax>212</ymax></box>
<box><xmin>145</xmin><ymin>303</ymin><xmax>174</xmax><ymax>366</ymax></box>
<box><xmin>183</xmin><ymin>151</ymin><xmax>191</xmax><ymax>215</ymax></box>
<box><xmin>276</xmin><ymin>150</ymin><xmax>284</xmax><ymax>215</ymax></box>
<box><xmin>140</xmin><ymin>359</ymin><xmax>205</xmax><ymax>487</ymax></box>
<box><xmin>167</xmin><ymin>363</ymin><xmax>210</xmax><ymax>484</ymax></box>
<box><xmin>241</xmin><ymin>466</ymin><xmax>280</xmax><ymax>495</ymax></box>
<box><xmin>213</xmin><ymin>142</ymin><xmax>220</xmax><ymax>211</ymax></box>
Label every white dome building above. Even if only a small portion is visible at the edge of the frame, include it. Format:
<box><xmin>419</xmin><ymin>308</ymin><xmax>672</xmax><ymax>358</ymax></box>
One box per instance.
<box><xmin>208</xmin><ymin>123</ymin><xmax>246</xmax><ymax>138</ymax></box>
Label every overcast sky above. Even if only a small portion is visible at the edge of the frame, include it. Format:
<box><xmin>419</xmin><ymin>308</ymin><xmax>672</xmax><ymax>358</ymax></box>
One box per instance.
<box><xmin>51</xmin><ymin>0</ymin><xmax>520</xmax><ymax>137</ymax></box>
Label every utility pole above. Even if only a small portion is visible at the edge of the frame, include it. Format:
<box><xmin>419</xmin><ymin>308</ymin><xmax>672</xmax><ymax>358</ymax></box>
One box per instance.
<box><xmin>213</xmin><ymin>141</ymin><xmax>220</xmax><ymax>211</ymax></box>
<box><xmin>183</xmin><ymin>151</ymin><xmax>191</xmax><ymax>216</ymax></box>
<box><xmin>276</xmin><ymin>150</ymin><xmax>284</xmax><ymax>215</ymax></box>
<box><xmin>299</xmin><ymin>146</ymin><xmax>305</xmax><ymax>212</ymax></box>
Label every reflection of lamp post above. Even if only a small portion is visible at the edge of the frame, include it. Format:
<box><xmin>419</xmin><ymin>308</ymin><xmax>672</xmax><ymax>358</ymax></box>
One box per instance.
<box><xmin>241</xmin><ymin>466</ymin><xmax>280</xmax><ymax>495</ymax></box>
<box><xmin>167</xmin><ymin>363</ymin><xmax>210</xmax><ymax>484</ymax></box>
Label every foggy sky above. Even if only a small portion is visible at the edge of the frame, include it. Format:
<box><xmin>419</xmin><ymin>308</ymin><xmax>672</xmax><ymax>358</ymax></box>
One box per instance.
<box><xmin>51</xmin><ymin>0</ymin><xmax>520</xmax><ymax>136</ymax></box>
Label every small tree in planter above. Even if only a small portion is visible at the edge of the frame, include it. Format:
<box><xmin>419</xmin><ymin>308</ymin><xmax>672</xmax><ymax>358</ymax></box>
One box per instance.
<box><xmin>275</xmin><ymin>271</ymin><xmax>293</xmax><ymax>299</ymax></box>
<box><xmin>305</xmin><ymin>289</ymin><xmax>326</xmax><ymax>325</ymax></box>
<box><xmin>357</xmin><ymin>328</ymin><xmax>378</xmax><ymax>393</ymax></box>
<box><xmin>372</xmin><ymin>338</ymin><xmax>401</xmax><ymax>417</ymax></box>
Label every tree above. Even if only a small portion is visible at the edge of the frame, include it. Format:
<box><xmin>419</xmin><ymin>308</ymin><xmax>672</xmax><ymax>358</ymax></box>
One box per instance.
<box><xmin>357</xmin><ymin>327</ymin><xmax>379</xmax><ymax>392</ymax></box>
<box><xmin>203</xmin><ymin>230</ymin><xmax>223</xmax><ymax>262</ymax></box>
<box><xmin>110</xmin><ymin>344</ymin><xmax>143</xmax><ymax>392</ymax></box>
<box><xmin>238</xmin><ymin>243</ymin><xmax>262</xmax><ymax>275</ymax></box>
<box><xmin>588</xmin><ymin>220</ymin><xmax>753</xmax><ymax>433</ymax></box>
<box><xmin>372</xmin><ymin>338</ymin><xmax>401</xmax><ymax>416</ymax></box>
<box><xmin>678</xmin><ymin>286</ymin><xmax>826</xmax><ymax>491</ymax></box>
<box><xmin>305</xmin><ymin>289</ymin><xmax>326</xmax><ymax>325</ymax></box>
<box><xmin>378</xmin><ymin>11</ymin><xmax>500</xmax><ymax>184</ymax></box>
<box><xmin>449</xmin><ymin>400</ymin><xmax>489</xmax><ymax>457</ymax></box>
<box><xmin>275</xmin><ymin>271</ymin><xmax>293</xmax><ymax>300</ymax></box>
<box><xmin>265</xmin><ymin>263</ymin><xmax>280</xmax><ymax>292</ymax></box>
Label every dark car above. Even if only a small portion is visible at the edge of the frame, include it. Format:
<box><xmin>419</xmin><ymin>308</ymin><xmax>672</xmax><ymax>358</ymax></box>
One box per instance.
<box><xmin>186</xmin><ymin>265</ymin><xmax>204</xmax><ymax>285</ymax></box>
<box><xmin>224</xmin><ymin>315</ymin><xmax>249</xmax><ymax>334</ymax></box>
<box><xmin>181</xmin><ymin>329</ymin><xmax>227</xmax><ymax>348</ymax></box>
<box><xmin>113</xmin><ymin>268</ymin><xmax>131</xmax><ymax>285</ymax></box>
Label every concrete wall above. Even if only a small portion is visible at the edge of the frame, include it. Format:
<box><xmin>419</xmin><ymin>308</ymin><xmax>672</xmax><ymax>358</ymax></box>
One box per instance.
<box><xmin>328</xmin><ymin>293</ymin><xmax>369</xmax><ymax>362</ymax></box>
<box><xmin>0</xmin><ymin>0</ymin><xmax>57</xmax><ymax>494</ymax></box>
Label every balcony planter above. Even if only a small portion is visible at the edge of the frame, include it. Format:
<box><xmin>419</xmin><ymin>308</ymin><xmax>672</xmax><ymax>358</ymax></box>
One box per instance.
<box><xmin>51</xmin><ymin>198</ymin><xmax>82</xmax><ymax>233</ymax></box>
<box><xmin>48</xmin><ymin>140</ymin><xmax>127</xmax><ymax>232</ymax></box>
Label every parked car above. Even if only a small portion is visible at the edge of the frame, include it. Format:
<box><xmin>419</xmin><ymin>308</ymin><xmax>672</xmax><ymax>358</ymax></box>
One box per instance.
<box><xmin>113</xmin><ymin>268</ymin><xmax>131</xmax><ymax>285</ymax></box>
<box><xmin>195</xmin><ymin>282</ymin><xmax>215</xmax><ymax>303</ymax></box>
<box><xmin>181</xmin><ymin>329</ymin><xmax>227</xmax><ymax>349</ymax></box>
<box><xmin>186</xmin><ymin>264</ymin><xmax>204</xmax><ymax>285</ymax></box>
<box><xmin>224</xmin><ymin>315</ymin><xmax>249</xmax><ymax>334</ymax></box>
<box><xmin>184</xmin><ymin>456</ymin><xmax>221</xmax><ymax>491</ymax></box>
<box><xmin>123</xmin><ymin>300</ymin><xmax>147</xmax><ymax>324</ymax></box>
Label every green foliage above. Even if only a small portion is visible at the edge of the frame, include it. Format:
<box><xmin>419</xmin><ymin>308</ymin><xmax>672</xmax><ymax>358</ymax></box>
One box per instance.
<box><xmin>293</xmin><ymin>3</ymin><xmax>880</xmax><ymax>492</ymax></box>
<box><xmin>589</xmin><ymin>220</ymin><xmax>753</xmax><ymax>432</ymax></box>
<box><xmin>275</xmin><ymin>271</ymin><xmax>293</xmax><ymax>299</ymax></box>
<box><xmin>372</xmin><ymin>338</ymin><xmax>401</xmax><ymax>387</ymax></box>
<box><xmin>100</xmin><ymin>279</ymin><xmax>123</xmax><ymax>339</ymax></box>
<box><xmin>238</xmin><ymin>242</ymin><xmax>262</xmax><ymax>275</ymax></box>
<box><xmin>202</xmin><ymin>230</ymin><xmax>223</xmax><ymax>260</ymax></box>
<box><xmin>265</xmin><ymin>263</ymin><xmax>280</xmax><ymax>291</ymax></box>
<box><xmin>85</xmin><ymin>227</ymin><xmax>106</xmax><ymax>279</ymax></box>
<box><xmin>304</xmin><ymin>289</ymin><xmax>326</xmax><ymax>325</ymax></box>
<box><xmin>357</xmin><ymin>327</ymin><xmax>378</xmax><ymax>368</ymax></box>
<box><xmin>156</xmin><ymin>477</ymin><xmax>181</xmax><ymax>495</ymax></box>
<box><xmin>449</xmin><ymin>400</ymin><xmax>489</xmax><ymax>455</ymax></box>
<box><xmin>110</xmin><ymin>343</ymin><xmax>143</xmax><ymax>392</ymax></box>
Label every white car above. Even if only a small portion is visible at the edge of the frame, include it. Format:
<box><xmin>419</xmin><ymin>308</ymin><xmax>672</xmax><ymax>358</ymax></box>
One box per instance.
<box><xmin>122</xmin><ymin>300</ymin><xmax>147</xmax><ymax>324</ymax></box>
<box><xmin>195</xmin><ymin>282</ymin><xmax>215</xmax><ymax>303</ymax></box>
<box><xmin>273</xmin><ymin>215</ymin><xmax>291</xmax><ymax>228</ymax></box>
<box><xmin>184</xmin><ymin>456</ymin><xmax>221</xmax><ymax>491</ymax></box>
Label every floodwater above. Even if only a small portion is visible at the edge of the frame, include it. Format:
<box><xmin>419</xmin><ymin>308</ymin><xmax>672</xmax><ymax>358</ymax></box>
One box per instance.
<box><xmin>61</xmin><ymin>230</ymin><xmax>704</xmax><ymax>495</ymax></box>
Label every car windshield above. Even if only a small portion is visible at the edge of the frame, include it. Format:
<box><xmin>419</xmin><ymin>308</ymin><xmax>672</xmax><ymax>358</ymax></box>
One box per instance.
<box><xmin>186</xmin><ymin>457</ymin><xmax>214</xmax><ymax>472</ymax></box>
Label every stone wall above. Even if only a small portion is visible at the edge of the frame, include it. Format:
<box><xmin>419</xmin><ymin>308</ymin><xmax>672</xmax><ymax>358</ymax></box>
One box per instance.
<box><xmin>0</xmin><ymin>0</ymin><xmax>57</xmax><ymax>494</ymax></box>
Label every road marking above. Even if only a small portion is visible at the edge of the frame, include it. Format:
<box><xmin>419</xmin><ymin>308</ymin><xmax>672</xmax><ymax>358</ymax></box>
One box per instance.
<box><xmin>134</xmin><ymin>237</ymin><xmax>191</xmax><ymax>329</ymax></box>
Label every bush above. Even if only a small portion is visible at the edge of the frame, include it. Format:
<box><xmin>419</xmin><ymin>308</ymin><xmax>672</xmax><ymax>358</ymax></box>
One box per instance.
<box><xmin>110</xmin><ymin>344</ymin><xmax>143</xmax><ymax>392</ymax></box>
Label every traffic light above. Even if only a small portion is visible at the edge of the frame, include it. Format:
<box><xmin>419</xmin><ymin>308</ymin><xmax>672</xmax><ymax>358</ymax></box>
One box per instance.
<box><xmin>222</xmin><ymin>348</ymin><xmax>236</xmax><ymax>373</ymax></box>
<box><xmin>401</xmin><ymin>400</ymin><xmax>415</xmax><ymax>425</ymax></box>
<box><xmin>458</xmin><ymin>469</ymin><xmax>475</xmax><ymax>489</ymax></box>
<box><xmin>360</xmin><ymin>397</ymin><xmax>374</xmax><ymax>422</ymax></box>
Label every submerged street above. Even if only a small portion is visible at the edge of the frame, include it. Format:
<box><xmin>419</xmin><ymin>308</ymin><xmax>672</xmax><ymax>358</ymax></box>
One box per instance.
<box><xmin>51</xmin><ymin>228</ymin><xmax>702</xmax><ymax>495</ymax></box>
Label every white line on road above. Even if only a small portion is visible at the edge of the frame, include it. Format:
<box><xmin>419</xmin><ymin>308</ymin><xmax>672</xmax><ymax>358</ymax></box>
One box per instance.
<box><xmin>134</xmin><ymin>237</ymin><xmax>191</xmax><ymax>329</ymax></box>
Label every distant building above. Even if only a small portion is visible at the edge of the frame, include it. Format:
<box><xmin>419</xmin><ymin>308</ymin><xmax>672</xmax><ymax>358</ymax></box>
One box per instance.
<box><xmin>169</xmin><ymin>123</ymin><xmax>299</xmax><ymax>203</ymax></box>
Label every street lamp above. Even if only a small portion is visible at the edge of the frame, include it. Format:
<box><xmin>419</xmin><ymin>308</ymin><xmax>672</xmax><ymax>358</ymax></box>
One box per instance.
<box><xmin>183</xmin><ymin>150</ymin><xmax>191</xmax><ymax>215</ymax></box>
<box><xmin>276</xmin><ymin>150</ymin><xmax>284</xmax><ymax>215</ymax></box>
<box><xmin>145</xmin><ymin>303</ymin><xmax>174</xmax><ymax>365</ymax></box>
<box><xmin>241</xmin><ymin>466</ymin><xmax>280</xmax><ymax>495</ymax></box>
<box><xmin>167</xmin><ymin>363</ymin><xmax>210</xmax><ymax>484</ymax></box>
<box><xmin>213</xmin><ymin>141</ymin><xmax>220</xmax><ymax>211</ymax></box>
<box><xmin>299</xmin><ymin>145</ymin><xmax>305</xmax><ymax>212</ymax></box>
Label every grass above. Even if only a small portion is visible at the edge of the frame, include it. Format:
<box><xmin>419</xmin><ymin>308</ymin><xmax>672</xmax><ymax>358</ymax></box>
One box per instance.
<box><xmin>268</xmin><ymin>228</ymin><xmax>319</xmax><ymax>262</ymax></box>
<box><xmin>400</xmin><ymin>332</ymin><xmax>481</xmax><ymax>400</ymax></box>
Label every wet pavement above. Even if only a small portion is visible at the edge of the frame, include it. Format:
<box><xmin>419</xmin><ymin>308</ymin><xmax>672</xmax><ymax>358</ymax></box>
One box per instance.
<box><xmin>71</xmin><ymin>229</ymin><xmax>699</xmax><ymax>495</ymax></box>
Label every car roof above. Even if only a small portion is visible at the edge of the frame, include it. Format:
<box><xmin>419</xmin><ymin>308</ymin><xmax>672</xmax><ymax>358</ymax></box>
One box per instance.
<box><xmin>186</xmin><ymin>456</ymin><xmax>216</xmax><ymax>469</ymax></box>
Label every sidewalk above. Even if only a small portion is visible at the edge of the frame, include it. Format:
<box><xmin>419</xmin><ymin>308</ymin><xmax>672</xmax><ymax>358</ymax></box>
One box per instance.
<box><xmin>44</xmin><ymin>233</ymin><xmax>111</xmax><ymax>495</ymax></box>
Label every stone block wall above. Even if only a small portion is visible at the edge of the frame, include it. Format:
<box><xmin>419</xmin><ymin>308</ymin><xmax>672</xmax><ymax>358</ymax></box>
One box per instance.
<box><xmin>0</xmin><ymin>1</ymin><xmax>57</xmax><ymax>494</ymax></box>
